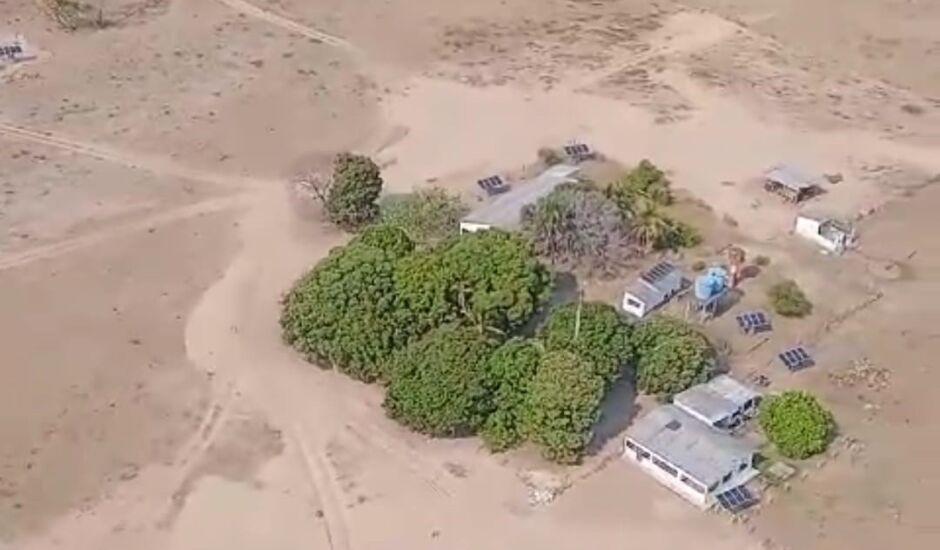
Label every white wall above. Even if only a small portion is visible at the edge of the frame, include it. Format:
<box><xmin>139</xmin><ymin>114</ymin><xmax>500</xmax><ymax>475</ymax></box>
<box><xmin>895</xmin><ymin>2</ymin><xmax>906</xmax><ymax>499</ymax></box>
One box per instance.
<box><xmin>621</xmin><ymin>294</ymin><xmax>648</xmax><ymax>318</ymax></box>
<box><xmin>623</xmin><ymin>439</ymin><xmax>709</xmax><ymax>508</ymax></box>
<box><xmin>795</xmin><ymin>216</ymin><xmax>840</xmax><ymax>252</ymax></box>
<box><xmin>459</xmin><ymin>221</ymin><xmax>492</xmax><ymax>234</ymax></box>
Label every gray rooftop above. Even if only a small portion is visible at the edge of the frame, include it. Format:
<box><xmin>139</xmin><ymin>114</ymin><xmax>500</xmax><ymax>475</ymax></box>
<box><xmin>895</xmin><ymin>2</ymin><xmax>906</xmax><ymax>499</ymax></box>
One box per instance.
<box><xmin>626</xmin><ymin>405</ymin><xmax>757</xmax><ymax>487</ymax></box>
<box><xmin>624</xmin><ymin>262</ymin><xmax>680</xmax><ymax>305</ymax></box>
<box><xmin>462</xmin><ymin>164</ymin><xmax>580</xmax><ymax>230</ymax></box>
<box><xmin>673</xmin><ymin>375</ymin><xmax>760</xmax><ymax>425</ymax></box>
<box><xmin>765</xmin><ymin>164</ymin><xmax>815</xmax><ymax>191</ymax></box>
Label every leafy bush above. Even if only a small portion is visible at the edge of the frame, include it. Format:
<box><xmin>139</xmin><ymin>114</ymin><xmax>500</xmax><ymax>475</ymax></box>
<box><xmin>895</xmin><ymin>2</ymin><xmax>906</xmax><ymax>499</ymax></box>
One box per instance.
<box><xmin>658</xmin><ymin>218</ymin><xmax>702</xmax><ymax>250</ymax></box>
<box><xmin>538</xmin><ymin>302</ymin><xmax>633</xmax><ymax>386</ymax></box>
<box><xmin>759</xmin><ymin>391</ymin><xmax>835</xmax><ymax>459</ymax></box>
<box><xmin>522</xmin><ymin>183</ymin><xmax>634</xmax><ymax>274</ymax></box>
<box><xmin>523</xmin><ymin>351</ymin><xmax>605</xmax><ymax>464</ymax></box>
<box><xmin>607</xmin><ymin>159</ymin><xmax>674</xmax><ymax>211</ymax></box>
<box><xmin>480</xmin><ymin>339</ymin><xmax>542</xmax><ymax>451</ymax></box>
<box><xmin>384</xmin><ymin>325</ymin><xmax>496</xmax><ymax>437</ymax></box>
<box><xmin>353</xmin><ymin>224</ymin><xmax>415</xmax><ymax>258</ymax></box>
<box><xmin>768</xmin><ymin>279</ymin><xmax>813</xmax><ymax>318</ymax></box>
<box><xmin>280</xmin><ymin>234</ymin><xmax>418</xmax><ymax>382</ymax></box>
<box><xmin>395</xmin><ymin>230</ymin><xmax>552</xmax><ymax>335</ymax></box>
<box><xmin>633</xmin><ymin>316</ymin><xmax>714</xmax><ymax>398</ymax></box>
<box><xmin>537</xmin><ymin>147</ymin><xmax>563</xmax><ymax>167</ymax></box>
<box><xmin>379</xmin><ymin>188</ymin><xmax>467</xmax><ymax>246</ymax></box>
<box><xmin>326</xmin><ymin>153</ymin><xmax>384</xmax><ymax>230</ymax></box>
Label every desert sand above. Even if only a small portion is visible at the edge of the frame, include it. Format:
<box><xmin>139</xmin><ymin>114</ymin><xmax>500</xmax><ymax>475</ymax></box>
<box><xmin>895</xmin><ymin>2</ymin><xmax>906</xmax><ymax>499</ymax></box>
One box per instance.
<box><xmin>1</xmin><ymin>1</ymin><xmax>939</xmax><ymax>549</ymax></box>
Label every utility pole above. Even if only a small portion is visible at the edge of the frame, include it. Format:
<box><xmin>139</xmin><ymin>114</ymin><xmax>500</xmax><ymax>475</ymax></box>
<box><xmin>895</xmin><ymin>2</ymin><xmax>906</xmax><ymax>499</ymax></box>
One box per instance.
<box><xmin>573</xmin><ymin>284</ymin><xmax>584</xmax><ymax>340</ymax></box>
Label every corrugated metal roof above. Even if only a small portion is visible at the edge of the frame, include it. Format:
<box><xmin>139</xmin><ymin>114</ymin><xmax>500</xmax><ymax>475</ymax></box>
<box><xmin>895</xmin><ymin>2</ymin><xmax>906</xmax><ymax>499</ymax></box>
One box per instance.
<box><xmin>673</xmin><ymin>375</ymin><xmax>760</xmax><ymax>425</ymax></box>
<box><xmin>461</xmin><ymin>164</ymin><xmax>580</xmax><ymax>230</ymax></box>
<box><xmin>765</xmin><ymin>164</ymin><xmax>814</xmax><ymax>191</ymax></box>
<box><xmin>626</xmin><ymin>405</ymin><xmax>757</xmax><ymax>487</ymax></box>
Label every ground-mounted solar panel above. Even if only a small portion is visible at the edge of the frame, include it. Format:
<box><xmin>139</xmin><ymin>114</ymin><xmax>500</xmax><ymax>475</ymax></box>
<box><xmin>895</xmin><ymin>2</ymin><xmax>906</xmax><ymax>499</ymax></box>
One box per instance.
<box><xmin>563</xmin><ymin>142</ymin><xmax>595</xmax><ymax>162</ymax></box>
<box><xmin>778</xmin><ymin>346</ymin><xmax>814</xmax><ymax>372</ymax></box>
<box><xmin>476</xmin><ymin>175</ymin><xmax>509</xmax><ymax>196</ymax></box>
<box><xmin>735</xmin><ymin>311</ymin><xmax>772</xmax><ymax>334</ymax></box>
<box><xmin>716</xmin><ymin>485</ymin><xmax>757</xmax><ymax>514</ymax></box>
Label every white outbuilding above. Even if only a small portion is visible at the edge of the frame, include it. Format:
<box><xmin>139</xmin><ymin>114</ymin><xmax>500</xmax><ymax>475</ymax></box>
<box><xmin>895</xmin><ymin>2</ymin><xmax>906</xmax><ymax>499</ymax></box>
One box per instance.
<box><xmin>673</xmin><ymin>375</ymin><xmax>761</xmax><ymax>431</ymax></box>
<box><xmin>621</xmin><ymin>261</ymin><xmax>683</xmax><ymax>318</ymax></box>
<box><xmin>794</xmin><ymin>212</ymin><xmax>855</xmax><ymax>254</ymax></box>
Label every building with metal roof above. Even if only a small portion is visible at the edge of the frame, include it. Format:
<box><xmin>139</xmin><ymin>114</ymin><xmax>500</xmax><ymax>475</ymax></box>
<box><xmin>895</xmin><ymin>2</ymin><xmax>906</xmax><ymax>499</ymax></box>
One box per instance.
<box><xmin>763</xmin><ymin>164</ymin><xmax>817</xmax><ymax>203</ymax></box>
<box><xmin>621</xmin><ymin>261</ymin><xmax>683</xmax><ymax>318</ymax></box>
<box><xmin>624</xmin><ymin>404</ymin><xmax>758</xmax><ymax>508</ymax></box>
<box><xmin>459</xmin><ymin>164</ymin><xmax>580</xmax><ymax>233</ymax></box>
<box><xmin>673</xmin><ymin>375</ymin><xmax>761</xmax><ymax>430</ymax></box>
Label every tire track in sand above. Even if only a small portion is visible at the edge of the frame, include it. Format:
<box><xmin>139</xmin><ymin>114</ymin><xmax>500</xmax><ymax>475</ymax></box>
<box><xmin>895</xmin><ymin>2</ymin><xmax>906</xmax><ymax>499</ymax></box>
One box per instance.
<box><xmin>215</xmin><ymin>0</ymin><xmax>355</xmax><ymax>52</ymax></box>
<box><xmin>293</xmin><ymin>425</ymin><xmax>353</xmax><ymax>550</ymax></box>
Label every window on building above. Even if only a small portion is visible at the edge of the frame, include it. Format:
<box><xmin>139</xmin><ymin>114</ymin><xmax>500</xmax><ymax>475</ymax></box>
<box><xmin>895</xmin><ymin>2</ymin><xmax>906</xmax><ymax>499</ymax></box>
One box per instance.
<box><xmin>680</xmin><ymin>476</ymin><xmax>705</xmax><ymax>494</ymax></box>
<box><xmin>722</xmin><ymin>471</ymin><xmax>733</xmax><ymax>484</ymax></box>
<box><xmin>738</xmin><ymin>460</ymin><xmax>749</xmax><ymax>471</ymax></box>
<box><xmin>625</xmin><ymin>439</ymin><xmax>637</xmax><ymax>451</ymax></box>
<box><xmin>651</xmin><ymin>457</ymin><xmax>678</xmax><ymax>477</ymax></box>
<box><xmin>627</xmin><ymin>298</ymin><xmax>642</xmax><ymax>308</ymax></box>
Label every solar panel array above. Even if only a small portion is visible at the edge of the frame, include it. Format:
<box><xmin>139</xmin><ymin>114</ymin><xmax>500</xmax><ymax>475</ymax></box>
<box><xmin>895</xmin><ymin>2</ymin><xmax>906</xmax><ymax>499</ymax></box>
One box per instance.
<box><xmin>716</xmin><ymin>485</ymin><xmax>757</xmax><ymax>514</ymax></box>
<box><xmin>640</xmin><ymin>261</ymin><xmax>675</xmax><ymax>286</ymax></box>
<box><xmin>778</xmin><ymin>346</ymin><xmax>814</xmax><ymax>372</ymax></box>
<box><xmin>476</xmin><ymin>175</ymin><xmax>509</xmax><ymax>196</ymax></box>
<box><xmin>0</xmin><ymin>44</ymin><xmax>23</xmax><ymax>58</ymax></box>
<box><xmin>563</xmin><ymin>143</ymin><xmax>593</xmax><ymax>161</ymax></box>
<box><xmin>735</xmin><ymin>311</ymin><xmax>772</xmax><ymax>334</ymax></box>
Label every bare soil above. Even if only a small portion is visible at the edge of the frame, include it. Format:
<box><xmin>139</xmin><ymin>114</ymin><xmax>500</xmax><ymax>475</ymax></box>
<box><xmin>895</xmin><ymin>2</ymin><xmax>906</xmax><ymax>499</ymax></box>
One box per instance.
<box><xmin>1</xmin><ymin>1</ymin><xmax>938</xmax><ymax>549</ymax></box>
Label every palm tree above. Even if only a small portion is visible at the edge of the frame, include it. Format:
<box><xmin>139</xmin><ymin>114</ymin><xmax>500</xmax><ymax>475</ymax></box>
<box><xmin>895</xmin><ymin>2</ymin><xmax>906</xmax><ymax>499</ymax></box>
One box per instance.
<box><xmin>629</xmin><ymin>199</ymin><xmax>672</xmax><ymax>251</ymax></box>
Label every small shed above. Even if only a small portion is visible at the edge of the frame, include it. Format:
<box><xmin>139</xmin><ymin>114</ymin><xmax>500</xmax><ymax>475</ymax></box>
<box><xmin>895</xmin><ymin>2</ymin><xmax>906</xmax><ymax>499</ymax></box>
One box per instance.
<box><xmin>624</xmin><ymin>405</ymin><xmax>758</xmax><ymax>508</ymax></box>
<box><xmin>794</xmin><ymin>212</ymin><xmax>854</xmax><ymax>254</ymax></box>
<box><xmin>763</xmin><ymin>164</ymin><xmax>816</xmax><ymax>203</ymax></box>
<box><xmin>459</xmin><ymin>164</ymin><xmax>580</xmax><ymax>233</ymax></box>
<box><xmin>621</xmin><ymin>261</ymin><xmax>683</xmax><ymax>318</ymax></box>
<box><xmin>0</xmin><ymin>36</ymin><xmax>35</xmax><ymax>64</ymax></box>
<box><xmin>673</xmin><ymin>375</ymin><xmax>761</xmax><ymax>431</ymax></box>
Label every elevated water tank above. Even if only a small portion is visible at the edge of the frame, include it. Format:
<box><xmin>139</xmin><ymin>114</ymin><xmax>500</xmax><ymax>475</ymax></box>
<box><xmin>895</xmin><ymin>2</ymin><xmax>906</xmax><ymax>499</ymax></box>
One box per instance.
<box><xmin>694</xmin><ymin>266</ymin><xmax>729</xmax><ymax>302</ymax></box>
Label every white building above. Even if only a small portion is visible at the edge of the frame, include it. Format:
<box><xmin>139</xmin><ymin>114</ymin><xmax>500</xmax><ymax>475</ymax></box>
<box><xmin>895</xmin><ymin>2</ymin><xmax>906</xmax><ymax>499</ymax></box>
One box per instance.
<box><xmin>673</xmin><ymin>375</ymin><xmax>761</xmax><ymax>431</ymax></box>
<box><xmin>621</xmin><ymin>261</ymin><xmax>683</xmax><ymax>318</ymax></box>
<box><xmin>624</xmin><ymin>405</ymin><xmax>758</xmax><ymax>509</ymax></box>
<box><xmin>459</xmin><ymin>164</ymin><xmax>580</xmax><ymax>233</ymax></box>
<box><xmin>794</xmin><ymin>213</ymin><xmax>854</xmax><ymax>254</ymax></box>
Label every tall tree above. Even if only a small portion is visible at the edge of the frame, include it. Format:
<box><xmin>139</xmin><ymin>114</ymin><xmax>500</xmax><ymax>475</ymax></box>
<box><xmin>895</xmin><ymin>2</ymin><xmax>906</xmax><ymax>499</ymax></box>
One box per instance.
<box><xmin>326</xmin><ymin>153</ymin><xmax>384</xmax><ymax>230</ymax></box>
<box><xmin>379</xmin><ymin>188</ymin><xmax>467</xmax><ymax>246</ymax></box>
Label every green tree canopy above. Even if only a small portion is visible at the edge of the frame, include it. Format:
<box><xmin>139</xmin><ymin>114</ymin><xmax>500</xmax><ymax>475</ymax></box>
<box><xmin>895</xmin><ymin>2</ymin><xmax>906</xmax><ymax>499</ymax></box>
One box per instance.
<box><xmin>480</xmin><ymin>339</ymin><xmax>543</xmax><ymax>451</ymax></box>
<box><xmin>326</xmin><ymin>153</ymin><xmax>384</xmax><ymax>230</ymax></box>
<box><xmin>759</xmin><ymin>391</ymin><xmax>835</xmax><ymax>459</ymax></box>
<box><xmin>280</xmin><ymin>233</ymin><xmax>418</xmax><ymax>382</ymax></box>
<box><xmin>633</xmin><ymin>316</ymin><xmax>714</xmax><ymax>398</ymax></box>
<box><xmin>352</xmin><ymin>224</ymin><xmax>415</xmax><ymax>258</ymax></box>
<box><xmin>384</xmin><ymin>324</ymin><xmax>496</xmax><ymax>437</ymax></box>
<box><xmin>523</xmin><ymin>351</ymin><xmax>605</xmax><ymax>464</ymax></box>
<box><xmin>538</xmin><ymin>302</ymin><xmax>633</xmax><ymax>386</ymax></box>
<box><xmin>767</xmin><ymin>279</ymin><xmax>813</xmax><ymax>318</ymax></box>
<box><xmin>379</xmin><ymin>188</ymin><xmax>467</xmax><ymax>246</ymax></box>
<box><xmin>395</xmin><ymin>230</ymin><xmax>552</xmax><ymax>335</ymax></box>
<box><xmin>607</xmin><ymin>159</ymin><xmax>674</xmax><ymax>210</ymax></box>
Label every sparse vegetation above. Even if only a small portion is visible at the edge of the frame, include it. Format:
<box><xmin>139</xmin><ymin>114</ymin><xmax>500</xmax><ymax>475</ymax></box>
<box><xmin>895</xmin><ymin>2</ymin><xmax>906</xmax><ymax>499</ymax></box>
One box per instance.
<box><xmin>768</xmin><ymin>279</ymin><xmax>813</xmax><ymax>318</ymax></box>
<box><xmin>759</xmin><ymin>391</ymin><xmax>835</xmax><ymax>459</ymax></box>
<box><xmin>755</xmin><ymin>255</ymin><xmax>772</xmax><ymax>267</ymax></box>
<box><xmin>633</xmin><ymin>316</ymin><xmax>714</xmax><ymax>398</ymax></box>
<box><xmin>537</xmin><ymin>147</ymin><xmax>563</xmax><ymax>167</ymax></box>
<box><xmin>44</xmin><ymin>0</ymin><xmax>110</xmax><ymax>30</ymax></box>
<box><xmin>691</xmin><ymin>260</ymin><xmax>707</xmax><ymax>272</ymax></box>
<box><xmin>379</xmin><ymin>188</ymin><xmax>467</xmax><ymax>246</ymax></box>
<box><xmin>522</xmin><ymin>183</ymin><xmax>635</xmax><ymax>274</ymax></box>
<box><xmin>523</xmin><ymin>351</ymin><xmax>605</xmax><ymax>464</ymax></box>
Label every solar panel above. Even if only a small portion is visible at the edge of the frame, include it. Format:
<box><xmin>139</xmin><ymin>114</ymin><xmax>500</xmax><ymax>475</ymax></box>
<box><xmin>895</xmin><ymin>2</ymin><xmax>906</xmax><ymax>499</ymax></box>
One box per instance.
<box><xmin>715</xmin><ymin>485</ymin><xmax>757</xmax><ymax>513</ymax></box>
<box><xmin>735</xmin><ymin>311</ymin><xmax>772</xmax><ymax>334</ymax></box>
<box><xmin>640</xmin><ymin>261</ymin><xmax>675</xmax><ymax>285</ymax></box>
<box><xmin>476</xmin><ymin>175</ymin><xmax>509</xmax><ymax>196</ymax></box>
<box><xmin>778</xmin><ymin>346</ymin><xmax>814</xmax><ymax>372</ymax></box>
<box><xmin>563</xmin><ymin>143</ymin><xmax>594</xmax><ymax>162</ymax></box>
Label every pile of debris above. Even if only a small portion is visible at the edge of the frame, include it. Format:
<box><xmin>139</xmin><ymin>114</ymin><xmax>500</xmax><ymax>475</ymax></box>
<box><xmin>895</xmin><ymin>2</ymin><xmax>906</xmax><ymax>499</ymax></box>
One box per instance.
<box><xmin>518</xmin><ymin>470</ymin><xmax>568</xmax><ymax>507</ymax></box>
<box><xmin>828</xmin><ymin>357</ymin><xmax>890</xmax><ymax>391</ymax></box>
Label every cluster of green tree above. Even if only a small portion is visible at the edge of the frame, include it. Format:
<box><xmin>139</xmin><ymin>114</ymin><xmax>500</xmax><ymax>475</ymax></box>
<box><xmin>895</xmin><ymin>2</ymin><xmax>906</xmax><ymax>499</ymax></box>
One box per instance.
<box><xmin>606</xmin><ymin>160</ymin><xmax>702</xmax><ymax>252</ymax></box>
<box><xmin>521</xmin><ymin>161</ymin><xmax>701</xmax><ymax>276</ymax></box>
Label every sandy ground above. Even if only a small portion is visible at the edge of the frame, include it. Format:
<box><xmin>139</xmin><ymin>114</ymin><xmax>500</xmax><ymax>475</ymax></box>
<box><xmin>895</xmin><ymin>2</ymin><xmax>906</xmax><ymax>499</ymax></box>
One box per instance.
<box><xmin>1</xmin><ymin>0</ymin><xmax>939</xmax><ymax>549</ymax></box>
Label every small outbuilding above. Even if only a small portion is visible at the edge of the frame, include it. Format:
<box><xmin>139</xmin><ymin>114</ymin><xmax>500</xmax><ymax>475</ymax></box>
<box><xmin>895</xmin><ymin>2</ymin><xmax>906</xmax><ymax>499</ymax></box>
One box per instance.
<box><xmin>624</xmin><ymin>405</ymin><xmax>759</xmax><ymax>509</ymax></box>
<box><xmin>763</xmin><ymin>164</ymin><xmax>816</xmax><ymax>203</ymax></box>
<box><xmin>673</xmin><ymin>375</ymin><xmax>761</xmax><ymax>431</ymax></box>
<box><xmin>794</xmin><ymin>212</ymin><xmax>855</xmax><ymax>254</ymax></box>
<box><xmin>621</xmin><ymin>261</ymin><xmax>683</xmax><ymax>318</ymax></box>
<box><xmin>459</xmin><ymin>164</ymin><xmax>580</xmax><ymax>233</ymax></box>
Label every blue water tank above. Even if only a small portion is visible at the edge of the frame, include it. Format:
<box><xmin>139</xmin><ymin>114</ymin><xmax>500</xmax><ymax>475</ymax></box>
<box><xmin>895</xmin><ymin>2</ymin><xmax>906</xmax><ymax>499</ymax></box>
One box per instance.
<box><xmin>694</xmin><ymin>267</ymin><xmax>728</xmax><ymax>302</ymax></box>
